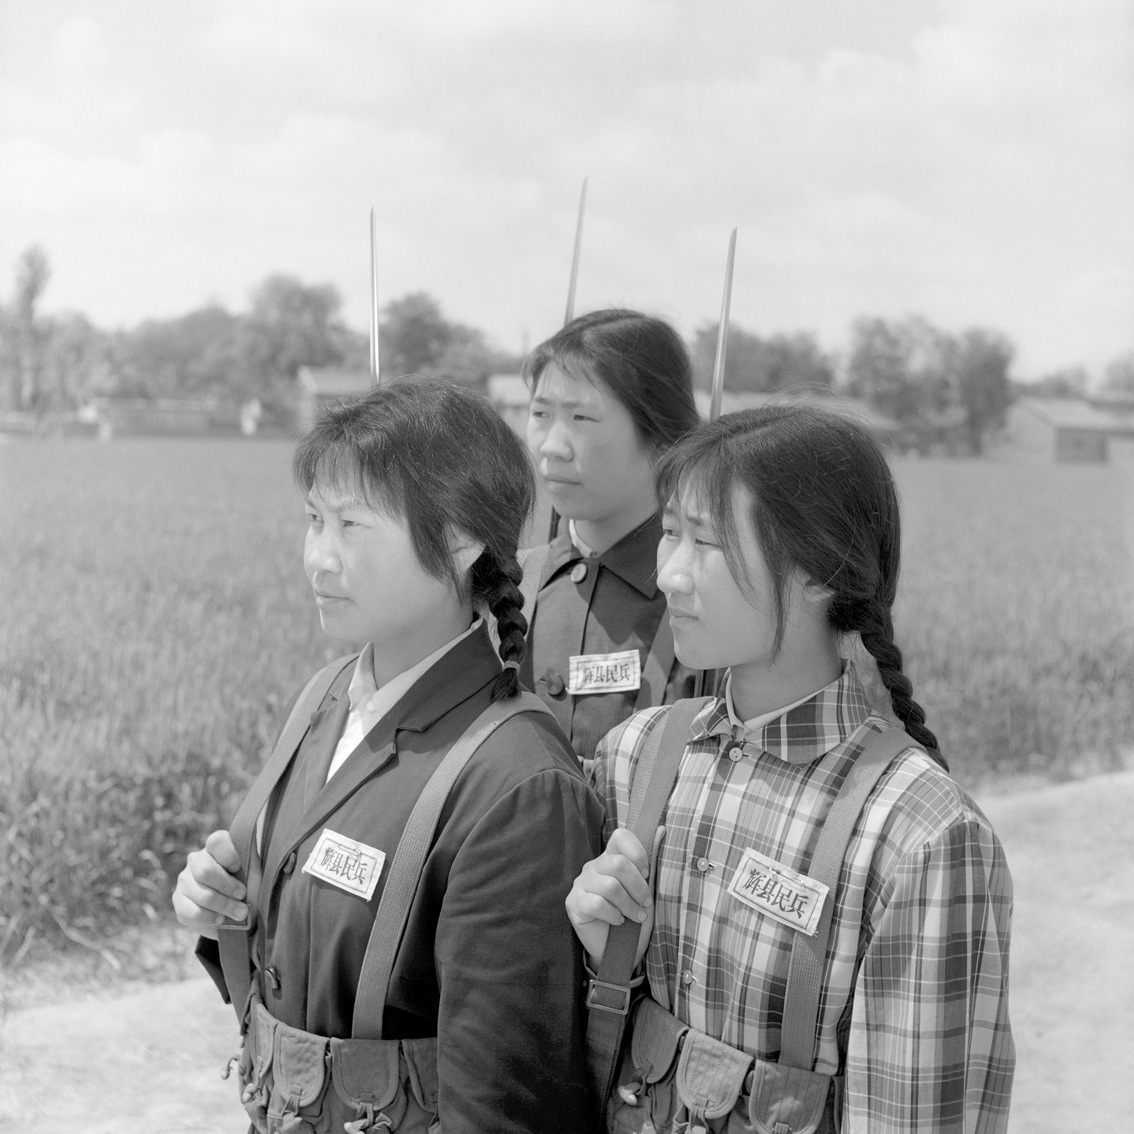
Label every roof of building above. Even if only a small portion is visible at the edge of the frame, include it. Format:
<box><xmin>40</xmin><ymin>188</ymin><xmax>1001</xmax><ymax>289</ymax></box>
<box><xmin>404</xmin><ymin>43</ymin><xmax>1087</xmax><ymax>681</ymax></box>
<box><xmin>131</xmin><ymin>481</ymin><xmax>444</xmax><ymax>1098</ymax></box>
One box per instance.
<box><xmin>1089</xmin><ymin>393</ymin><xmax>1134</xmax><ymax>415</ymax></box>
<box><xmin>1015</xmin><ymin>396</ymin><xmax>1134</xmax><ymax>432</ymax></box>
<box><xmin>692</xmin><ymin>388</ymin><xmax>903</xmax><ymax>432</ymax></box>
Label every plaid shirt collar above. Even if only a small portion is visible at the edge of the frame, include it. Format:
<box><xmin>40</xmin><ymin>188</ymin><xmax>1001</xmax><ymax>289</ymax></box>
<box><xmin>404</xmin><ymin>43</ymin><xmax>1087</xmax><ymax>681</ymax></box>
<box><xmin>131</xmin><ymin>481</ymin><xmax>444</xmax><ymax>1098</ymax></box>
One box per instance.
<box><xmin>687</xmin><ymin>663</ymin><xmax>875</xmax><ymax>766</ymax></box>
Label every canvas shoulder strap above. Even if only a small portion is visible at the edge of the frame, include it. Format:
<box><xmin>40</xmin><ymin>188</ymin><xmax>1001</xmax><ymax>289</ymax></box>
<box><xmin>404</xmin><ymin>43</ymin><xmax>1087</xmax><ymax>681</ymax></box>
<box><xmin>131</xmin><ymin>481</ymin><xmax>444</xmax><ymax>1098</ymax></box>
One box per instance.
<box><xmin>585</xmin><ymin>697</ymin><xmax>711</xmax><ymax>1115</ymax></box>
<box><xmin>778</xmin><ymin>725</ymin><xmax>923</xmax><ymax>1069</ymax></box>
<box><xmin>216</xmin><ymin>653</ymin><xmax>357</xmax><ymax>1024</ymax></box>
<box><xmin>350</xmin><ymin>691</ymin><xmax>554</xmax><ymax>1039</ymax></box>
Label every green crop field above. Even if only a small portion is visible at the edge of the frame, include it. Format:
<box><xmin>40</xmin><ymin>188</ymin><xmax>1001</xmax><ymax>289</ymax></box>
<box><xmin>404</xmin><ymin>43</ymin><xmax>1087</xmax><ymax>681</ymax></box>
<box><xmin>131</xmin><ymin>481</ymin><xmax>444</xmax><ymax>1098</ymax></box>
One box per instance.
<box><xmin>1</xmin><ymin>437</ymin><xmax>1132</xmax><ymax>959</ymax></box>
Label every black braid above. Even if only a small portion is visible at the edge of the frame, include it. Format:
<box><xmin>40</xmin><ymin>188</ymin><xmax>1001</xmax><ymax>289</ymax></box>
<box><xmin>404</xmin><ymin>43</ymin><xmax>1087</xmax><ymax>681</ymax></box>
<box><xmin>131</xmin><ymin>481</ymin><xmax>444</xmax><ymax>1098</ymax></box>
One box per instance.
<box><xmin>855</xmin><ymin>597</ymin><xmax>946</xmax><ymax>769</ymax></box>
<box><xmin>472</xmin><ymin>551</ymin><xmax>528</xmax><ymax>702</ymax></box>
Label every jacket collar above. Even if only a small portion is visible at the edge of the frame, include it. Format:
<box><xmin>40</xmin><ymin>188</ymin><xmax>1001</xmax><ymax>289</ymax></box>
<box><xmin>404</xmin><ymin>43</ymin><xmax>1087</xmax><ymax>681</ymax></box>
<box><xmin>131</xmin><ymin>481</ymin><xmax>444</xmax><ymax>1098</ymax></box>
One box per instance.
<box><xmin>688</xmin><ymin>663</ymin><xmax>875</xmax><ymax>766</ymax></box>
<box><xmin>286</xmin><ymin>623</ymin><xmax>504</xmax><ymax>850</ymax></box>
<box><xmin>310</xmin><ymin>622</ymin><xmax>497</xmax><ymax>726</ymax></box>
<box><xmin>380</xmin><ymin>620</ymin><xmax>502</xmax><ymax>733</ymax></box>
<box><xmin>545</xmin><ymin>511</ymin><xmax>662</xmax><ymax>599</ymax></box>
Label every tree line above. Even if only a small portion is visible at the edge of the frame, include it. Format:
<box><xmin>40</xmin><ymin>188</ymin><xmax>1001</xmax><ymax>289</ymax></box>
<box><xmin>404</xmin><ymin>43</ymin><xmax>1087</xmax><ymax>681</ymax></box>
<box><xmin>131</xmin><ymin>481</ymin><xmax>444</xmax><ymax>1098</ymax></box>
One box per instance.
<box><xmin>2</xmin><ymin>243</ymin><xmax>1131</xmax><ymax>451</ymax></box>
<box><xmin>692</xmin><ymin>316</ymin><xmax>1016</xmax><ymax>455</ymax></box>
<box><xmin>0</xmin><ymin>246</ymin><xmax>522</xmax><ymax>426</ymax></box>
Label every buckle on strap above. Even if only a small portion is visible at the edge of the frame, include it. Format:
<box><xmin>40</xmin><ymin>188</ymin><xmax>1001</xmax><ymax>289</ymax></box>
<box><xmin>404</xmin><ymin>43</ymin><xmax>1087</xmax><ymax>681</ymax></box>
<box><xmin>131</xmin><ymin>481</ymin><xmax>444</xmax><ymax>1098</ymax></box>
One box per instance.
<box><xmin>587</xmin><ymin>979</ymin><xmax>632</xmax><ymax>1016</ymax></box>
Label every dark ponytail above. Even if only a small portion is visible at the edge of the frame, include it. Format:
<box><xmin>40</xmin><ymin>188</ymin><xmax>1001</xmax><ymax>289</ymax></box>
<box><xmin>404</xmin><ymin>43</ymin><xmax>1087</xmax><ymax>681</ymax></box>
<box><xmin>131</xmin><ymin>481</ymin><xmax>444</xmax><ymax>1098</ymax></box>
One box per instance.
<box><xmin>831</xmin><ymin>596</ymin><xmax>941</xmax><ymax>759</ymax></box>
<box><xmin>470</xmin><ymin>550</ymin><xmax>528</xmax><ymax>702</ymax></box>
<box><xmin>655</xmin><ymin>401</ymin><xmax>945</xmax><ymax>768</ymax></box>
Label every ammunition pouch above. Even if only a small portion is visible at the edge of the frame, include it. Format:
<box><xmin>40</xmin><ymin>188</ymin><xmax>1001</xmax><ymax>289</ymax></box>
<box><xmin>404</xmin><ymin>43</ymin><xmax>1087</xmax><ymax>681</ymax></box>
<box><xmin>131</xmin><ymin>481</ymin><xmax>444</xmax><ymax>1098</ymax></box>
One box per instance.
<box><xmin>234</xmin><ymin>994</ymin><xmax>439</xmax><ymax>1134</ymax></box>
<box><xmin>608</xmin><ymin>998</ymin><xmax>838</xmax><ymax>1134</ymax></box>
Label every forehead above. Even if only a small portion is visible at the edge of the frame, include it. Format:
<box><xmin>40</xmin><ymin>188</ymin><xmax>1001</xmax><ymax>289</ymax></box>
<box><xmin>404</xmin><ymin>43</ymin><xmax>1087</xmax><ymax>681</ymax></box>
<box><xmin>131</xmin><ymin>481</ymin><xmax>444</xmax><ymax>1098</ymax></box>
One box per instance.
<box><xmin>666</xmin><ymin>477</ymin><xmax>755</xmax><ymax>530</ymax></box>
<box><xmin>531</xmin><ymin>361</ymin><xmax>614</xmax><ymax>410</ymax></box>
<box><xmin>663</xmin><ymin>473</ymin><xmax>712</xmax><ymax>519</ymax></box>
<box><xmin>307</xmin><ymin>479</ymin><xmax>394</xmax><ymax>518</ymax></box>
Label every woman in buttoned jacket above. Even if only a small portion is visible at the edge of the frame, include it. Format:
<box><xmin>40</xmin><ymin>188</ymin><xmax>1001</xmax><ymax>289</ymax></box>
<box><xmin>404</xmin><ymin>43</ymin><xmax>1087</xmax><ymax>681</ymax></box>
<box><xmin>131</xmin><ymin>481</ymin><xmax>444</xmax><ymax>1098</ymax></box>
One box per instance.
<box><xmin>566</xmin><ymin>404</ymin><xmax>1014</xmax><ymax>1133</ymax></box>
<box><xmin>520</xmin><ymin>309</ymin><xmax>701</xmax><ymax>765</ymax></box>
<box><xmin>173</xmin><ymin>379</ymin><xmax>604</xmax><ymax>1134</ymax></box>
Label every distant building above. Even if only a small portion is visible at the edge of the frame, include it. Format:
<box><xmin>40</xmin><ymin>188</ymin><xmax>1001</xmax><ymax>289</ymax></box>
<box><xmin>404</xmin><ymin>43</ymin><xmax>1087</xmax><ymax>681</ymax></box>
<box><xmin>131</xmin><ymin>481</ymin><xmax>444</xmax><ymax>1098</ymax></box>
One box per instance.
<box><xmin>692</xmin><ymin>388</ymin><xmax>905</xmax><ymax>445</ymax></box>
<box><xmin>296</xmin><ymin>367</ymin><xmax>373</xmax><ymax>433</ymax></box>
<box><xmin>1004</xmin><ymin>396</ymin><xmax>1134</xmax><ymax>463</ymax></box>
<box><xmin>86</xmin><ymin>396</ymin><xmax>221</xmax><ymax>436</ymax></box>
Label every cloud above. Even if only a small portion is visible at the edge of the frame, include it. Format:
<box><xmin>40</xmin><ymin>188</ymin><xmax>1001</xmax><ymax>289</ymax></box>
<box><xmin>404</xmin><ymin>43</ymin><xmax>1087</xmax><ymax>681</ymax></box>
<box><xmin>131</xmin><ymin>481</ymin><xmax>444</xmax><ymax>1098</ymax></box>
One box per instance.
<box><xmin>0</xmin><ymin>0</ymin><xmax>1129</xmax><ymax>374</ymax></box>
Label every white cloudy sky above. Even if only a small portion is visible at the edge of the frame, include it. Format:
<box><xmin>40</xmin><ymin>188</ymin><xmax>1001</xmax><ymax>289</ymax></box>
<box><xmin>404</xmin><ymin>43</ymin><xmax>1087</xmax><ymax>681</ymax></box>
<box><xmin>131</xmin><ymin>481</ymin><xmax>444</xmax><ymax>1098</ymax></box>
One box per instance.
<box><xmin>1</xmin><ymin>0</ymin><xmax>1131</xmax><ymax>379</ymax></box>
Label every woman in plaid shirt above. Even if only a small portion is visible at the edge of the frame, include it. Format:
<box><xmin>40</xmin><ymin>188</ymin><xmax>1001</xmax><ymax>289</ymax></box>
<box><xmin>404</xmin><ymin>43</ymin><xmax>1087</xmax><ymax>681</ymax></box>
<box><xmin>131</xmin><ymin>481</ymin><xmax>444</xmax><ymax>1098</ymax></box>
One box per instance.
<box><xmin>566</xmin><ymin>404</ymin><xmax>1014</xmax><ymax>1133</ymax></box>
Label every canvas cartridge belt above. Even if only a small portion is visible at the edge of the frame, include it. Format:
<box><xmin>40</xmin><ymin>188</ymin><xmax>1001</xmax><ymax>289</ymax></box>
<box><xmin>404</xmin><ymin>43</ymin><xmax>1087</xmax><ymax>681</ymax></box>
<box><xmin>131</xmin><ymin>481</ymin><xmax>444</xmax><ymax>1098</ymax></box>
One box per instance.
<box><xmin>609</xmin><ymin>997</ymin><xmax>839</xmax><ymax>1134</ymax></box>
<box><xmin>234</xmin><ymin>993</ymin><xmax>439</xmax><ymax>1134</ymax></box>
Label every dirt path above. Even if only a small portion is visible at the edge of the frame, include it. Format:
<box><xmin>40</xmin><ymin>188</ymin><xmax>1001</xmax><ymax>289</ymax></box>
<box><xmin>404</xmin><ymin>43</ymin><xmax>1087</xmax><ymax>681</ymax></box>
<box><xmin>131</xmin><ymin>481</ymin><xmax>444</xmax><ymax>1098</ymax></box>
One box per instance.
<box><xmin>979</xmin><ymin>770</ymin><xmax>1134</xmax><ymax>1133</ymax></box>
<box><xmin>1</xmin><ymin>771</ymin><xmax>1132</xmax><ymax>1133</ymax></box>
<box><xmin>0</xmin><ymin>976</ymin><xmax>241</xmax><ymax>1133</ymax></box>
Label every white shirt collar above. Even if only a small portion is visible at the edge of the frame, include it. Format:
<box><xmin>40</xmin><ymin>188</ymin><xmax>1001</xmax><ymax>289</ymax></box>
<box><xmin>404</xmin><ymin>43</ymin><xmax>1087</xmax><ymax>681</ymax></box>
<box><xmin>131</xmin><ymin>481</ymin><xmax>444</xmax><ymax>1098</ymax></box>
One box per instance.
<box><xmin>723</xmin><ymin>671</ymin><xmax>831</xmax><ymax>738</ymax></box>
<box><xmin>568</xmin><ymin>519</ymin><xmax>599</xmax><ymax>559</ymax></box>
<box><xmin>327</xmin><ymin>617</ymin><xmax>482</xmax><ymax>782</ymax></box>
<box><xmin>348</xmin><ymin>616</ymin><xmax>483</xmax><ymax>717</ymax></box>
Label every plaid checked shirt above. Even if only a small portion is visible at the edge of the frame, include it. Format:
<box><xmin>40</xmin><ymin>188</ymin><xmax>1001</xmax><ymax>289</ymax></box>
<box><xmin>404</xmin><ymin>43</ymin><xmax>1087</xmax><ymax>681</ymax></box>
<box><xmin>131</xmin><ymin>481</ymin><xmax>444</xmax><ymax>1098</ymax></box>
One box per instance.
<box><xmin>592</xmin><ymin>665</ymin><xmax>1014</xmax><ymax>1134</ymax></box>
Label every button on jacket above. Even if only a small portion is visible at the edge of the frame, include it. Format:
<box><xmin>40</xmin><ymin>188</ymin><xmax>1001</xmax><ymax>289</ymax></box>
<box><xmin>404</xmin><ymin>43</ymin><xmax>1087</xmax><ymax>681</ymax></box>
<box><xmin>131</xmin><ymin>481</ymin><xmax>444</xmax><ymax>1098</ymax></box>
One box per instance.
<box><xmin>197</xmin><ymin>624</ymin><xmax>605</xmax><ymax>1134</ymax></box>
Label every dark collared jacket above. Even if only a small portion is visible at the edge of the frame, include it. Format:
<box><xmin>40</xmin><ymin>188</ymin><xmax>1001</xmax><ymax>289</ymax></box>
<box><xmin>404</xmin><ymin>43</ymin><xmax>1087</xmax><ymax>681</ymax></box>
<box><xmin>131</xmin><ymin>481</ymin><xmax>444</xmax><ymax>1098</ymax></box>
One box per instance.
<box><xmin>198</xmin><ymin>624</ymin><xmax>604</xmax><ymax>1134</ymax></box>
<box><xmin>521</xmin><ymin>512</ymin><xmax>695</xmax><ymax>763</ymax></box>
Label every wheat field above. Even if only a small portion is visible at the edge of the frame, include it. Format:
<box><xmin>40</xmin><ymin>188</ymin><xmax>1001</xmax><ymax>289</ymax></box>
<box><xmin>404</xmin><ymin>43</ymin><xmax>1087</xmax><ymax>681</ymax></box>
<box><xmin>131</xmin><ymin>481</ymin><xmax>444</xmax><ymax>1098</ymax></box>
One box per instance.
<box><xmin>1</xmin><ymin>437</ymin><xmax>1131</xmax><ymax>954</ymax></box>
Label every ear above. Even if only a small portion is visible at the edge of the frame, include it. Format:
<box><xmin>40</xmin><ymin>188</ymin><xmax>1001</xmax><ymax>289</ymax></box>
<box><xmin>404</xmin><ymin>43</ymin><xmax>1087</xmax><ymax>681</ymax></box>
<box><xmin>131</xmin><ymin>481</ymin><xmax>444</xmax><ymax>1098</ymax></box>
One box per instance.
<box><xmin>799</xmin><ymin>575</ymin><xmax>835</xmax><ymax>606</ymax></box>
<box><xmin>448</xmin><ymin>531</ymin><xmax>486</xmax><ymax>577</ymax></box>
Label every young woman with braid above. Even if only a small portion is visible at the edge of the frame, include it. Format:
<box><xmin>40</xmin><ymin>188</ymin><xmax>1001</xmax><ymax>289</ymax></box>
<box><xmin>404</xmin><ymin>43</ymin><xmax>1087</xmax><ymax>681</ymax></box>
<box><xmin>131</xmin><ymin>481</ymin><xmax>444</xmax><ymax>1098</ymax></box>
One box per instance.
<box><xmin>173</xmin><ymin>379</ymin><xmax>603</xmax><ymax>1134</ymax></box>
<box><xmin>567</xmin><ymin>403</ymin><xmax>1014</xmax><ymax>1133</ymax></box>
<box><xmin>521</xmin><ymin>309</ymin><xmax>702</xmax><ymax>766</ymax></box>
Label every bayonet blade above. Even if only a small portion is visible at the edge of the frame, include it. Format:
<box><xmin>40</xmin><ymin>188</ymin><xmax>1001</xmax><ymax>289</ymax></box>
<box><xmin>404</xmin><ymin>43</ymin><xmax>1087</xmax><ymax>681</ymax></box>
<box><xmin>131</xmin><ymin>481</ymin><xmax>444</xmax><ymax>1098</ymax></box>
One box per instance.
<box><xmin>709</xmin><ymin>228</ymin><xmax>737</xmax><ymax>421</ymax></box>
<box><xmin>369</xmin><ymin>207</ymin><xmax>380</xmax><ymax>385</ymax></box>
<box><xmin>694</xmin><ymin>228</ymin><xmax>737</xmax><ymax>700</ymax></box>
<box><xmin>548</xmin><ymin>178</ymin><xmax>589</xmax><ymax>542</ymax></box>
<box><xmin>564</xmin><ymin>177</ymin><xmax>588</xmax><ymax>325</ymax></box>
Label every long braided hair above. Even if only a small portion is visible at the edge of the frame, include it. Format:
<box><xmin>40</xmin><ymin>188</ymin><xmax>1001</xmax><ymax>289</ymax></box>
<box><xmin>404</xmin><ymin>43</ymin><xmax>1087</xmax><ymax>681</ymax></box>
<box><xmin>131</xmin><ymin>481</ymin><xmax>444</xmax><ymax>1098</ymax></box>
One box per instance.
<box><xmin>293</xmin><ymin>377</ymin><xmax>533</xmax><ymax>701</ymax></box>
<box><xmin>654</xmin><ymin>401</ymin><xmax>942</xmax><ymax>761</ymax></box>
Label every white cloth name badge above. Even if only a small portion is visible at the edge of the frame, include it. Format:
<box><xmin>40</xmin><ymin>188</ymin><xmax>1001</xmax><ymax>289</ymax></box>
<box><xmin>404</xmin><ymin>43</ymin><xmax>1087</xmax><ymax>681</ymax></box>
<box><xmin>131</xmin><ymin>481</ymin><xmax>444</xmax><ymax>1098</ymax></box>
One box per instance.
<box><xmin>726</xmin><ymin>847</ymin><xmax>829</xmax><ymax>936</ymax></box>
<box><xmin>568</xmin><ymin>649</ymin><xmax>642</xmax><ymax>695</ymax></box>
<box><xmin>302</xmin><ymin>828</ymin><xmax>385</xmax><ymax>901</ymax></box>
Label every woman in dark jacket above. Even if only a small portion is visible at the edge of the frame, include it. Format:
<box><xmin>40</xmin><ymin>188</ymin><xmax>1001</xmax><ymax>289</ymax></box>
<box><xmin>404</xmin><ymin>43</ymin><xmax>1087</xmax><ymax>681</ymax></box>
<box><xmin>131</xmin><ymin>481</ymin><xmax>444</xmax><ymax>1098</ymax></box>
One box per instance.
<box><xmin>521</xmin><ymin>309</ymin><xmax>701</xmax><ymax>765</ymax></box>
<box><xmin>174</xmin><ymin>379</ymin><xmax>604</xmax><ymax>1134</ymax></box>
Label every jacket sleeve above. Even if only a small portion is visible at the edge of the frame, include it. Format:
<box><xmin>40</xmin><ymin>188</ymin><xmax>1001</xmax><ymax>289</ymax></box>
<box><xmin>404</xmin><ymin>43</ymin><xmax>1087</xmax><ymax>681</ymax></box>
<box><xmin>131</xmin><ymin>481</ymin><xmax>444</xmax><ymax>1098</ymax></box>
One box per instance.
<box><xmin>432</xmin><ymin>766</ymin><xmax>605</xmax><ymax>1134</ymax></box>
<box><xmin>845</xmin><ymin>817</ymin><xmax>1015</xmax><ymax>1133</ymax></box>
